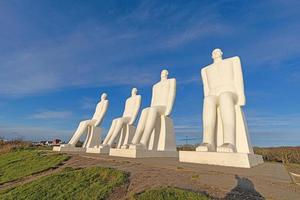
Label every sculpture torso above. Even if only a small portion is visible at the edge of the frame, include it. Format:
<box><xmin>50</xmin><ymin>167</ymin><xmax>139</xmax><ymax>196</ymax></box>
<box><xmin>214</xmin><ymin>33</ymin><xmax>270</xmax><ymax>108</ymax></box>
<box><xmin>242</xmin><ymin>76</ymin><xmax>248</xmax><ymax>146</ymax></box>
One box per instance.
<box><xmin>204</xmin><ymin>57</ymin><xmax>238</xmax><ymax>96</ymax></box>
<box><xmin>151</xmin><ymin>79</ymin><xmax>171</xmax><ymax>107</ymax></box>
<box><xmin>122</xmin><ymin>95</ymin><xmax>141</xmax><ymax>120</ymax></box>
<box><xmin>92</xmin><ymin>100</ymin><xmax>108</xmax><ymax>122</ymax></box>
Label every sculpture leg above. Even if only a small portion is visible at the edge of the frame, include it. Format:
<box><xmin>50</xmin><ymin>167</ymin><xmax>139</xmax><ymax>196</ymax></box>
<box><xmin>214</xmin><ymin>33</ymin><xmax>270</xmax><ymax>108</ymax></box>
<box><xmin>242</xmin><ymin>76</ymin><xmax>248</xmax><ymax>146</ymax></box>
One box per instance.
<box><xmin>139</xmin><ymin>107</ymin><xmax>158</xmax><ymax>147</ymax></box>
<box><xmin>196</xmin><ymin>96</ymin><xmax>217</xmax><ymax>152</ymax></box>
<box><xmin>69</xmin><ymin>120</ymin><xmax>89</xmax><ymax>146</ymax></box>
<box><xmin>217</xmin><ymin>92</ymin><xmax>237</xmax><ymax>152</ymax></box>
<box><xmin>102</xmin><ymin>119</ymin><xmax>117</xmax><ymax>145</ymax></box>
<box><xmin>131</xmin><ymin>108</ymin><xmax>149</xmax><ymax>145</ymax></box>
<box><xmin>107</xmin><ymin>118</ymin><xmax>125</xmax><ymax>146</ymax></box>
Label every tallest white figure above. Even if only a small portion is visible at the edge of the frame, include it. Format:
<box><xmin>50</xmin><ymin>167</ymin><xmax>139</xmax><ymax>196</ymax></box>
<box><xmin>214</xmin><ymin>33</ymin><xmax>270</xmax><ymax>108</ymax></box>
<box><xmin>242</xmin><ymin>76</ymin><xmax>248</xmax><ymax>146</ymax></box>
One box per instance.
<box><xmin>179</xmin><ymin>49</ymin><xmax>263</xmax><ymax>168</ymax></box>
<box><xmin>197</xmin><ymin>48</ymin><xmax>245</xmax><ymax>153</ymax></box>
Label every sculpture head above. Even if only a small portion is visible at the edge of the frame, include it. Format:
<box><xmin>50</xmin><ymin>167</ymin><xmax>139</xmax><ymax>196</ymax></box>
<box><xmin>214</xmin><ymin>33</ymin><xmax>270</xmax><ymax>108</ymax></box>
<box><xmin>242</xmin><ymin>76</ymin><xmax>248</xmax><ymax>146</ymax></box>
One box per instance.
<box><xmin>212</xmin><ymin>48</ymin><xmax>223</xmax><ymax>61</ymax></box>
<box><xmin>131</xmin><ymin>88</ymin><xmax>138</xmax><ymax>96</ymax></box>
<box><xmin>161</xmin><ymin>69</ymin><xmax>169</xmax><ymax>81</ymax></box>
<box><xmin>101</xmin><ymin>93</ymin><xmax>107</xmax><ymax>101</ymax></box>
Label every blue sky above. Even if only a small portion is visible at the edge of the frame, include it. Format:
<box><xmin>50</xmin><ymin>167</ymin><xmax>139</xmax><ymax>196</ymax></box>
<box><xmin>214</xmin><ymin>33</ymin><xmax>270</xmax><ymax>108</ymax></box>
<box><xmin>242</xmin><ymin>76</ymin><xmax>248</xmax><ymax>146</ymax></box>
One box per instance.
<box><xmin>0</xmin><ymin>0</ymin><xmax>299</xmax><ymax>147</ymax></box>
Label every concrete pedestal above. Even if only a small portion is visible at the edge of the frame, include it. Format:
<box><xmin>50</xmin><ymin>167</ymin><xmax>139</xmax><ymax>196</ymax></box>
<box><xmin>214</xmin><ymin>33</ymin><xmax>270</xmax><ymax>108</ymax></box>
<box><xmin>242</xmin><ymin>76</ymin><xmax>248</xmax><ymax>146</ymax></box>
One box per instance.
<box><xmin>109</xmin><ymin>148</ymin><xmax>178</xmax><ymax>158</ymax></box>
<box><xmin>86</xmin><ymin>146</ymin><xmax>110</xmax><ymax>154</ymax></box>
<box><xmin>179</xmin><ymin>151</ymin><xmax>263</xmax><ymax>168</ymax></box>
<box><xmin>52</xmin><ymin>146</ymin><xmax>86</xmax><ymax>152</ymax></box>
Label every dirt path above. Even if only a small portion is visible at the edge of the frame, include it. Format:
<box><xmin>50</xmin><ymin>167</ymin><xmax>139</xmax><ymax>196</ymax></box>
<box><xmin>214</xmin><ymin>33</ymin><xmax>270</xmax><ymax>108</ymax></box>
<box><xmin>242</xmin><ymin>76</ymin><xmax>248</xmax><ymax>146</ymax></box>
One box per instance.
<box><xmin>64</xmin><ymin>153</ymin><xmax>299</xmax><ymax>200</ymax></box>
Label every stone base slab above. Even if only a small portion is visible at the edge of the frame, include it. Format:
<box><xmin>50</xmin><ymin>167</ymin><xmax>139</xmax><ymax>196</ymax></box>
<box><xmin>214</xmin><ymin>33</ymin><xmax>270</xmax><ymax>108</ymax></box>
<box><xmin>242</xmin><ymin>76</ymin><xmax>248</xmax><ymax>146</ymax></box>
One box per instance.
<box><xmin>52</xmin><ymin>146</ymin><xmax>86</xmax><ymax>152</ymax></box>
<box><xmin>179</xmin><ymin>151</ymin><xmax>263</xmax><ymax>168</ymax></box>
<box><xmin>86</xmin><ymin>147</ymin><xmax>110</xmax><ymax>154</ymax></box>
<box><xmin>109</xmin><ymin>148</ymin><xmax>178</xmax><ymax>158</ymax></box>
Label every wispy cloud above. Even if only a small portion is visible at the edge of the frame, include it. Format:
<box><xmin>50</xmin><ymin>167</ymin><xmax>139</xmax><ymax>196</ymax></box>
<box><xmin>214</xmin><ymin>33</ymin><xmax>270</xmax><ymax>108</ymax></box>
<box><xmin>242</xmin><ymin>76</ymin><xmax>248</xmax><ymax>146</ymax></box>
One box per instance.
<box><xmin>80</xmin><ymin>97</ymin><xmax>98</xmax><ymax>110</ymax></box>
<box><xmin>29</xmin><ymin>110</ymin><xmax>73</xmax><ymax>120</ymax></box>
<box><xmin>246</xmin><ymin>112</ymin><xmax>300</xmax><ymax>131</ymax></box>
<box><xmin>0</xmin><ymin>124</ymin><xmax>72</xmax><ymax>141</ymax></box>
<box><xmin>0</xmin><ymin>1</ymin><xmax>235</xmax><ymax>97</ymax></box>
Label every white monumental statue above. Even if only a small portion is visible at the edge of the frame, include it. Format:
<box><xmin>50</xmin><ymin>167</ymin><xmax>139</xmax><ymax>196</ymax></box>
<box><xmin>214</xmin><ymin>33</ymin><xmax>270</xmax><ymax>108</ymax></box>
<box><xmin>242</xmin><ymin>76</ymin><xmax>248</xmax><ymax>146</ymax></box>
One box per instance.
<box><xmin>53</xmin><ymin>93</ymin><xmax>109</xmax><ymax>152</ymax></box>
<box><xmin>179</xmin><ymin>49</ymin><xmax>263</xmax><ymax>168</ymax></box>
<box><xmin>110</xmin><ymin>70</ymin><xmax>178</xmax><ymax>158</ymax></box>
<box><xmin>87</xmin><ymin>88</ymin><xmax>141</xmax><ymax>154</ymax></box>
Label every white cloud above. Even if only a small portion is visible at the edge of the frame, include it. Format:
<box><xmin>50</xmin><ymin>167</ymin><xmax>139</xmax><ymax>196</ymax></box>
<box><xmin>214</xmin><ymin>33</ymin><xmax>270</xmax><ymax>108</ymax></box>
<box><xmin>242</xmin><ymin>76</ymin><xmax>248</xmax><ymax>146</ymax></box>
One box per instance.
<box><xmin>0</xmin><ymin>1</ymin><xmax>235</xmax><ymax>97</ymax></box>
<box><xmin>29</xmin><ymin>110</ymin><xmax>73</xmax><ymax>120</ymax></box>
<box><xmin>0</xmin><ymin>124</ymin><xmax>72</xmax><ymax>141</ymax></box>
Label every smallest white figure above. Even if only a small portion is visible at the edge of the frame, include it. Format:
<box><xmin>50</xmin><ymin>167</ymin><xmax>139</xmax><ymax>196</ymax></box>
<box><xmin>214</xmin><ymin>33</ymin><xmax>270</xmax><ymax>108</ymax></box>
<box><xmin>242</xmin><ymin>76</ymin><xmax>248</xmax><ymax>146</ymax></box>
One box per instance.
<box><xmin>54</xmin><ymin>93</ymin><xmax>108</xmax><ymax>152</ymax></box>
<box><xmin>89</xmin><ymin>88</ymin><xmax>141</xmax><ymax>154</ymax></box>
<box><xmin>110</xmin><ymin>70</ymin><xmax>177</xmax><ymax>158</ymax></box>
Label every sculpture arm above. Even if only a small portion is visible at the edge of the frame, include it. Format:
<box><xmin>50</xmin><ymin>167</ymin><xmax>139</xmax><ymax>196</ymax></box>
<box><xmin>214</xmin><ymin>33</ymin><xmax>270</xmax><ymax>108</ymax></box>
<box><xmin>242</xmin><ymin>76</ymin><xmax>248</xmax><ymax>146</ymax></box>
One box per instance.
<box><xmin>233</xmin><ymin>56</ymin><xmax>246</xmax><ymax>106</ymax></box>
<box><xmin>129</xmin><ymin>95</ymin><xmax>141</xmax><ymax>125</ymax></box>
<box><xmin>94</xmin><ymin>100</ymin><xmax>109</xmax><ymax>127</ymax></box>
<box><xmin>150</xmin><ymin>85</ymin><xmax>156</xmax><ymax>106</ymax></box>
<box><xmin>201</xmin><ymin>68</ymin><xmax>210</xmax><ymax>97</ymax></box>
<box><xmin>165</xmin><ymin>79</ymin><xmax>176</xmax><ymax>116</ymax></box>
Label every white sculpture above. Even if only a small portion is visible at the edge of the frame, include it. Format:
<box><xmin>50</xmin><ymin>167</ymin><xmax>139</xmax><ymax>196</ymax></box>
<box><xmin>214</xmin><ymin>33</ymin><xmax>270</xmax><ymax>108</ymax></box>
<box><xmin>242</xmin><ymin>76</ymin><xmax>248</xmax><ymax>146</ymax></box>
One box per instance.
<box><xmin>53</xmin><ymin>93</ymin><xmax>109</xmax><ymax>152</ymax></box>
<box><xmin>110</xmin><ymin>70</ymin><xmax>177</xmax><ymax>158</ymax></box>
<box><xmin>87</xmin><ymin>88</ymin><xmax>141</xmax><ymax>154</ymax></box>
<box><xmin>179</xmin><ymin>49</ymin><xmax>263</xmax><ymax>168</ymax></box>
<box><xmin>197</xmin><ymin>48</ymin><xmax>246</xmax><ymax>153</ymax></box>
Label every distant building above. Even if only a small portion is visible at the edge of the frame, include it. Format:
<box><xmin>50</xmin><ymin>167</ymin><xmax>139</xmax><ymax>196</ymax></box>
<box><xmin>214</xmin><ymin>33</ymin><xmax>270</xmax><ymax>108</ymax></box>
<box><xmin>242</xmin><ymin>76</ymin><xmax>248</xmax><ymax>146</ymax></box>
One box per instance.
<box><xmin>52</xmin><ymin>139</ymin><xmax>62</xmax><ymax>146</ymax></box>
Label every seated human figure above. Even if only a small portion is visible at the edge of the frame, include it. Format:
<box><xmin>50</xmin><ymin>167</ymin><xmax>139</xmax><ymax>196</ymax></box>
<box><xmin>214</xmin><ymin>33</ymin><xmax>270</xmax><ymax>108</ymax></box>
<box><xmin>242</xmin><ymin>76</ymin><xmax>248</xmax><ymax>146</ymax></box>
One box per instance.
<box><xmin>67</xmin><ymin>93</ymin><xmax>109</xmax><ymax>147</ymax></box>
<box><xmin>100</xmin><ymin>88</ymin><xmax>141</xmax><ymax>149</ymax></box>
<box><xmin>197</xmin><ymin>48</ymin><xmax>245</xmax><ymax>153</ymax></box>
<box><xmin>129</xmin><ymin>69</ymin><xmax>176</xmax><ymax>150</ymax></box>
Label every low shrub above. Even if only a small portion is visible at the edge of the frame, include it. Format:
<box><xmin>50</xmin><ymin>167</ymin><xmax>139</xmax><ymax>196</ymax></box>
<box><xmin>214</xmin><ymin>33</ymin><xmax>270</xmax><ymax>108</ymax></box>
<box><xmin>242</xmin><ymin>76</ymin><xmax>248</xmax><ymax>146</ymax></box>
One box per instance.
<box><xmin>0</xmin><ymin>139</ymin><xmax>32</xmax><ymax>155</ymax></box>
<box><xmin>254</xmin><ymin>146</ymin><xmax>300</xmax><ymax>164</ymax></box>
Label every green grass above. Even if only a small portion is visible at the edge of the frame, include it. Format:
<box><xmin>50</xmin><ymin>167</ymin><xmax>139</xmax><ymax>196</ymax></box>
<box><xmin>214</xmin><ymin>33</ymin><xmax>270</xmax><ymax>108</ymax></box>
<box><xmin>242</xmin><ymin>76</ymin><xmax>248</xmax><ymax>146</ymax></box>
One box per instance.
<box><xmin>133</xmin><ymin>187</ymin><xmax>210</xmax><ymax>200</ymax></box>
<box><xmin>0</xmin><ymin>149</ymin><xmax>70</xmax><ymax>184</ymax></box>
<box><xmin>1</xmin><ymin>167</ymin><xmax>129</xmax><ymax>200</ymax></box>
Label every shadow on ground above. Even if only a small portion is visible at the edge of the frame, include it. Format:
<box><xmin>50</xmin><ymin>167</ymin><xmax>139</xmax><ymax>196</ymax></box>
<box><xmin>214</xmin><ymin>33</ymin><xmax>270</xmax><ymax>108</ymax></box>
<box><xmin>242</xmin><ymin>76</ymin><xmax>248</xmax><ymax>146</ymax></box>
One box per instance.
<box><xmin>223</xmin><ymin>175</ymin><xmax>265</xmax><ymax>200</ymax></box>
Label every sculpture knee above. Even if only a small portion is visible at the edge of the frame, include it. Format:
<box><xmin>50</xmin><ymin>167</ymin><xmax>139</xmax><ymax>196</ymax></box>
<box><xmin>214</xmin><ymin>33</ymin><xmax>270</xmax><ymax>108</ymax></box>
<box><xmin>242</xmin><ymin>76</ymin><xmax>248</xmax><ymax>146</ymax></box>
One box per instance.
<box><xmin>116</xmin><ymin>118</ymin><xmax>124</xmax><ymax>127</ymax></box>
<box><xmin>204</xmin><ymin>96</ymin><xmax>217</xmax><ymax>108</ymax></box>
<box><xmin>148</xmin><ymin>107</ymin><xmax>158</xmax><ymax>115</ymax></box>
<box><xmin>142</xmin><ymin>107</ymin><xmax>150</xmax><ymax>113</ymax></box>
<box><xmin>79</xmin><ymin>121</ymin><xmax>86</xmax><ymax>126</ymax></box>
<box><xmin>113</xmin><ymin>118</ymin><xmax>122</xmax><ymax>123</ymax></box>
<box><xmin>219</xmin><ymin>92</ymin><xmax>237</xmax><ymax>106</ymax></box>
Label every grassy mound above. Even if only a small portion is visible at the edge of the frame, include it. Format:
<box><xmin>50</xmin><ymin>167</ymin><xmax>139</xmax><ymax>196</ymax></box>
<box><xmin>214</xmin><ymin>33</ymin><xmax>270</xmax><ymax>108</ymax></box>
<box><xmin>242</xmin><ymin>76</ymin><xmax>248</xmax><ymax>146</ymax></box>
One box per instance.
<box><xmin>254</xmin><ymin>147</ymin><xmax>300</xmax><ymax>164</ymax></box>
<box><xmin>134</xmin><ymin>187</ymin><xmax>210</xmax><ymax>200</ymax></box>
<box><xmin>0</xmin><ymin>150</ymin><xmax>69</xmax><ymax>184</ymax></box>
<box><xmin>1</xmin><ymin>167</ymin><xmax>128</xmax><ymax>200</ymax></box>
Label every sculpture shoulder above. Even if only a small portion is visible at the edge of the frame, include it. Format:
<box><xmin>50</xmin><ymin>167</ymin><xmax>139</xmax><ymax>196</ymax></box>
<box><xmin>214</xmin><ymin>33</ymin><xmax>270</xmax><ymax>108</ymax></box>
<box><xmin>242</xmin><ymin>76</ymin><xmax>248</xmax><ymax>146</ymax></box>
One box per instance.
<box><xmin>136</xmin><ymin>95</ymin><xmax>142</xmax><ymax>100</ymax></box>
<box><xmin>127</xmin><ymin>95</ymin><xmax>141</xmax><ymax>102</ymax></box>
<box><xmin>225</xmin><ymin>56</ymin><xmax>241</xmax><ymax>63</ymax></box>
<box><xmin>135</xmin><ymin>95</ymin><xmax>142</xmax><ymax>105</ymax></box>
<box><xmin>96</xmin><ymin>100</ymin><xmax>108</xmax><ymax>110</ymax></box>
<box><xmin>201</xmin><ymin>64</ymin><xmax>212</xmax><ymax>74</ymax></box>
<box><xmin>169</xmin><ymin>78</ymin><xmax>176</xmax><ymax>85</ymax></box>
<box><xmin>102</xmin><ymin>100</ymin><xmax>109</xmax><ymax>107</ymax></box>
<box><xmin>153</xmin><ymin>78</ymin><xmax>176</xmax><ymax>87</ymax></box>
